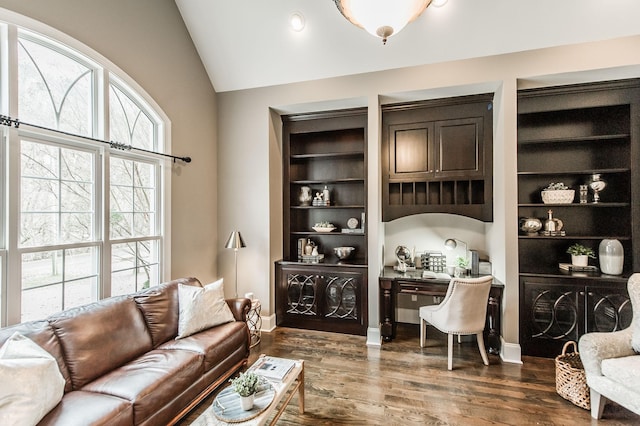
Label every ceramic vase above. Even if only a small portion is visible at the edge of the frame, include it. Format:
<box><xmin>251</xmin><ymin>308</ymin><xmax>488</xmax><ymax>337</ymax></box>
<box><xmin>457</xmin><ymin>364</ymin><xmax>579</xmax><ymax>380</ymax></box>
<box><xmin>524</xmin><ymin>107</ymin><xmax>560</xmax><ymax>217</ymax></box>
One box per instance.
<box><xmin>599</xmin><ymin>239</ymin><xmax>624</xmax><ymax>275</ymax></box>
<box><xmin>299</xmin><ymin>186</ymin><xmax>312</xmax><ymax>206</ymax></box>
<box><xmin>240</xmin><ymin>394</ymin><xmax>254</xmax><ymax>411</ymax></box>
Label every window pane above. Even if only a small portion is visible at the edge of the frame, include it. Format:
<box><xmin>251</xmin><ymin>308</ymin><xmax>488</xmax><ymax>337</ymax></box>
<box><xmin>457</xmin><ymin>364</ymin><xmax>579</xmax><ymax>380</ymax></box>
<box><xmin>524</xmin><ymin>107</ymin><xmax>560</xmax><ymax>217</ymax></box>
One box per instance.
<box><xmin>21</xmin><ymin>140</ymin><xmax>95</xmax><ymax>247</ymax></box>
<box><xmin>109</xmin><ymin>84</ymin><xmax>155</xmax><ymax>150</ymax></box>
<box><xmin>111</xmin><ymin>240</ymin><xmax>159</xmax><ymax>296</ymax></box>
<box><xmin>18</xmin><ymin>36</ymin><xmax>92</xmax><ymax>136</ymax></box>
<box><xmin>21</xmin><ymin>248</ymin><xmax>98</xmax><ymax>322</ymax></box>
<box><xmin>110</xmin><ymin>158</ymin><xmax>157</xmax><ymax>239</ymax></box>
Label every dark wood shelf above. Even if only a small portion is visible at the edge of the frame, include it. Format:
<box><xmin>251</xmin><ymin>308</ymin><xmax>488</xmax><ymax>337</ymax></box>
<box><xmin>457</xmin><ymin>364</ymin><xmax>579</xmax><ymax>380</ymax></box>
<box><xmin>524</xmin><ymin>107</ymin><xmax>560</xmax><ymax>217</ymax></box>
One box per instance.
<box><xmin>518</xmin><ymin>133</ymin><xmax>629</xmax><ymax>145</ymax></box>
<box><xmin>517</xmin><ymin>168</ymin><xmax>630</xmax><ymax>176</ymax></box>
<box><xmin>291</xmin><ymin>231</ymin><xmax>365</xmax><ymax>236</ymax></box>
<box><xmin>518</xmin><ymin>235</ymin><xmax>631</xmax><ymax>240</ymax></box>
<box><xmin>518</xmin><ymin>202</ymin><xmax>630</xmax><ymax>208</ymax></box>
<box><xmin>291</xmin><ymin>205</ymin><xmax>365</xmax><ymax>210</ymax></box>
<box><xmin>291</xmin><ymin>178</ymin><xmax>364</xmax><ymax>185</ymax></box>
<box><xmin>290</xmin><ymin>151</ymin><xmax>364</xmax><ymax>160</ymax></box>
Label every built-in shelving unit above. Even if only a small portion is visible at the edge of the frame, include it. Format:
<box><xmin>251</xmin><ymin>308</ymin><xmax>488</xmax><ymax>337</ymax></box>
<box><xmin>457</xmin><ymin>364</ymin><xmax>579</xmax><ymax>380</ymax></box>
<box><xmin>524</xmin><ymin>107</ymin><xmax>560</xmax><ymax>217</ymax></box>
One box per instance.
<box><xmin>517</xmin><ymin>79</ymin><xmax>640</xmax><ymax>357</ymax></box>
<box><xmin>276</xmin><ymin>108</ymin><xmax>368</xmax><ymax>336</ymax></box>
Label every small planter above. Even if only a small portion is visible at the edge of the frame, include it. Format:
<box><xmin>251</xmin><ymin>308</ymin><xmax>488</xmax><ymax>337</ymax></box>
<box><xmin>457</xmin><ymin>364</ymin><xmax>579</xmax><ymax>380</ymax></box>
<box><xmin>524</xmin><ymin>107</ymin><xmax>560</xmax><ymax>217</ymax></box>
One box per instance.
<box><xmin>240</xmin><ymin>394</ymin><xmax>255</xmax><ymax>411</ymax></box>
<box><xmin>571</xmin><ymin>254</ymin><xmax>588</xmax><ymax>267</ymax></box>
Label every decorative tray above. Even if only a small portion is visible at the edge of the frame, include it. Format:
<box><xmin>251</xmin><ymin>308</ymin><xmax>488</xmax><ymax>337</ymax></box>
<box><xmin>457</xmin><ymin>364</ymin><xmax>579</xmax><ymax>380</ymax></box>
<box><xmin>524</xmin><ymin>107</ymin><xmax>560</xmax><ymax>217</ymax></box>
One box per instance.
<box><xmin>312</xmin><ymin>226</ymin><xmax>335</xmax><ymax>233</ymax></box>
<box><xmin>212</xmin><ymin>382</ymin><xmax>275</xmax><ymax>423</ymax></box>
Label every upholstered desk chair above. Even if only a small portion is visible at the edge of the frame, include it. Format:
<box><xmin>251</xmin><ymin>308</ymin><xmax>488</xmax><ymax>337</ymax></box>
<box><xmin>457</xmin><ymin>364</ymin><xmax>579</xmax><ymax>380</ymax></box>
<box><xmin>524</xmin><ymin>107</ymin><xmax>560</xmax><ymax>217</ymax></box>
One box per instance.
<box><xmin>419</xmin><ymin>276</ymin><xmax>493</xmax><ymax>370</ymax></box>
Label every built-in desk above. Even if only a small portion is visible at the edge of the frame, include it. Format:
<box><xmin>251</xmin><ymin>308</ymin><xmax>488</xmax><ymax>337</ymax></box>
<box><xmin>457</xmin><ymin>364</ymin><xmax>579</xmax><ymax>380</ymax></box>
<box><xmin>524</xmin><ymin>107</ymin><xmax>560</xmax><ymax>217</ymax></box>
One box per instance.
<box><xmin>379</xmin><ymin>267</ymin><xmax>503</xmax><ymax>354</ymax></box>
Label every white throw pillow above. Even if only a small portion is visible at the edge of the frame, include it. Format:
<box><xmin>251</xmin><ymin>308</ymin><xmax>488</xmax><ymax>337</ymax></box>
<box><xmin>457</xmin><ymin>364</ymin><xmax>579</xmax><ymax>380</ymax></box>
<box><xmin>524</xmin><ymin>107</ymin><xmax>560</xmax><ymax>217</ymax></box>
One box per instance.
<box><xmin>176</xmin><ymin>278</ymin><xmax>236</xmax><ymax>339</ymax></box>
<box><xmin>0</xmin><ymin>332</ymin><xmax>65</xmax><ymax>426</ymax></box>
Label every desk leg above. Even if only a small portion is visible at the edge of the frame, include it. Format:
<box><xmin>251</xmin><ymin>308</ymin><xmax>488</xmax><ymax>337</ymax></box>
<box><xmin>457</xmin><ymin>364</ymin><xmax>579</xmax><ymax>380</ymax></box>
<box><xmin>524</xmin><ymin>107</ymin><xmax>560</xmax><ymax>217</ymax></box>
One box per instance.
<box><xmin>380</xmin><ymin>280</ymin><xmax>394</xmax><ymax>341</ymax></box>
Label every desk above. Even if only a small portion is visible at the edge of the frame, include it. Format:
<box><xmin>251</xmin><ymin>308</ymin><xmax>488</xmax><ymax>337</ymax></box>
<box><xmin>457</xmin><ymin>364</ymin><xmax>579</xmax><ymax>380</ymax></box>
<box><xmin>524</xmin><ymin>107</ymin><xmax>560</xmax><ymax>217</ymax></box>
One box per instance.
<box><xmin>379</xmin><ymin>267</ymin><xmax>503</xmax><ymax>354</ymax></box>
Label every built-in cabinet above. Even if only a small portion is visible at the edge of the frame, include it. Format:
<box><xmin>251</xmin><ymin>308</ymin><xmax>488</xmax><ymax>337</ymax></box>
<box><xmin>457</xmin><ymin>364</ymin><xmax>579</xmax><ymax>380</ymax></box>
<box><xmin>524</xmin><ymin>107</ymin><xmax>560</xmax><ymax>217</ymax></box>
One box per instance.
<box><xmin>381</xmin><ymin>94</ymin><xmax>494</xmax><ymax>222</ymax></box>
<box><xmin>518</xmin><ymin>79</ymin><xmax>640</xmax><ymax>357</ymax></box>
<box><xmin>276</xmin><ymin>109</ymin><xmax>368</xmax><ymax>335</ymax></box>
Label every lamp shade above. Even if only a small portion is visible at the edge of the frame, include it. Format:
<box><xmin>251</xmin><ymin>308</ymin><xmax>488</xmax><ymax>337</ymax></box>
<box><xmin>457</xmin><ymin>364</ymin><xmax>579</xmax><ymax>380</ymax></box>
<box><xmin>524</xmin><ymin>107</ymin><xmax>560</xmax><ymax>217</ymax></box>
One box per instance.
<box><xmin>225</xmin><ymin>231</ymin><xmax>246</xmax><ymax>250</ymax></box>
<box><xmin>334</xmin><ymin>0</ymin><xmax>432</xmax><ymax>44</ymax></box>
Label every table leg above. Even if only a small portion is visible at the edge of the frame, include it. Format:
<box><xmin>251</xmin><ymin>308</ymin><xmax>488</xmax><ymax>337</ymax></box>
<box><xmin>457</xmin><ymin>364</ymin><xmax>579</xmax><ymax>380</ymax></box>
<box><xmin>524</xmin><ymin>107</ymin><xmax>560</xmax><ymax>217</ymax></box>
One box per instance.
<box><xmin>298</xmin><ymin>364</ymin><xmax>305</xmax><ymax>413</ymax></box>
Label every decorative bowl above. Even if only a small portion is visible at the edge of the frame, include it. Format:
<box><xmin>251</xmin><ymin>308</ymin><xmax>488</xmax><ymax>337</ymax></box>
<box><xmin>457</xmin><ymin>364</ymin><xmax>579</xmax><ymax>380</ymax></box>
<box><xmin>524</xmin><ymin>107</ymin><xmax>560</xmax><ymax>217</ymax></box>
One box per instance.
<box><xmin>541</xmin><ymin>189</ymin><xmax>575</xmax><ymax>204</ymax></box>
<box><xmin>333</xmin><ymin>246</ymin><xmax>355</xmax><ymax>260</ymax></box>
<box><xmin>312</xmin><ymin>226</ymin><xmax>335</xmax><ymax>233</ymax></box>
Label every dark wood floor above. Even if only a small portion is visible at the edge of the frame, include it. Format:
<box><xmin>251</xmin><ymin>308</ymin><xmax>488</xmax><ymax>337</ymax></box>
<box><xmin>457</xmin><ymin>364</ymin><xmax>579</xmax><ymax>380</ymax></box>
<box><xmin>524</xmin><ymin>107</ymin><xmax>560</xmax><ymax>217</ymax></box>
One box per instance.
<box><xmin>180</xmin><ymin>324</ymin><xmax>638</xmax><ymax>425</ymax></box>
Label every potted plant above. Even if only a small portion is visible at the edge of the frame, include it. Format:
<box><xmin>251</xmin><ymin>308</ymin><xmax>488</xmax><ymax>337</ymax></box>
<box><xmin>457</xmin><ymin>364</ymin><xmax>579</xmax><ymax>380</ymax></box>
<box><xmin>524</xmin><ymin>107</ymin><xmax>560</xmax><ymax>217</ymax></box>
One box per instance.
<box><xmin>230</xmin><ymin>371</ymin><xmax>260</xmax><ymax>410</ymax></box>
<box><xmin>455</xmin><ymin>256</ymin><xmax>469</xmax><ymax>278</ymax></box>
<box><xmin>566</xmin><ymin>243</ymin><xmax>595</xmax><ymax>267</ymax></box>
<box><xmin>541</xmin><ymin>182</ymin><xmax>575</xmax><ymax>204</ymax></box>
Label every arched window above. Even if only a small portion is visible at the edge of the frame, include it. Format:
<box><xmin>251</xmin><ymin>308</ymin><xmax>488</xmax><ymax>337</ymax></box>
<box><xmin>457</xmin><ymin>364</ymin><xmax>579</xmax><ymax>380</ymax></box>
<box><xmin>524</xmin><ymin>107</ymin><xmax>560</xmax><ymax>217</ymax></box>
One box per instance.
<box><xmin>0</xmin><ymin>21</ymin><xmax>170</xmax><ymax>324</ymax></box>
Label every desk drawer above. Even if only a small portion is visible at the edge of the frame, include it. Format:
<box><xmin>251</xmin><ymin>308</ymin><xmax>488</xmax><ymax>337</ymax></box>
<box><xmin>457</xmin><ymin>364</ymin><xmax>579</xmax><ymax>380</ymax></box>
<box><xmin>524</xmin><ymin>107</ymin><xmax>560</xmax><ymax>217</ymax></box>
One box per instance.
<box><xmin>398</xmin><ymin>281</ymin><xmax>446</xmax><ymax>296</ymax></box>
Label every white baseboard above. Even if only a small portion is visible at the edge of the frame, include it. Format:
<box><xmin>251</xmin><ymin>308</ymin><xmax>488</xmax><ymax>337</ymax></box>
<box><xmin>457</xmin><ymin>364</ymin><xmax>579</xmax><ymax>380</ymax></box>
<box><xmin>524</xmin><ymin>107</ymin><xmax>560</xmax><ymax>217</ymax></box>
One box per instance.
<box><xmin>500</xmin><ymin>337</ymin><xmax>522</xmax><ymax>364</ymax></box>
<box><xmin>259</xmin><ymin>313</ymin><xmax>276</xmax><ymax>333</ymax></box>
<box><xmin>366</xmin><ymin>327</ymin><xmax>382</xmax><ymax>347</ymax></box>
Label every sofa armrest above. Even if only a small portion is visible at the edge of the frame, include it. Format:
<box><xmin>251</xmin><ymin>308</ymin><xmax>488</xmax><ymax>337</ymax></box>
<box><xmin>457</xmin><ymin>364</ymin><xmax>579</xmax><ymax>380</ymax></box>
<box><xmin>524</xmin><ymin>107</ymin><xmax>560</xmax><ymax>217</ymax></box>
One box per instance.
<box><xmin>226</xmin><ymin>298</ymin><xmax>251</xmax><ymax>322</ymax></box>
<box><xmin>578</xmin><ymin>327</ymin><xmax>634</xmax><ymax>377</ymax></box>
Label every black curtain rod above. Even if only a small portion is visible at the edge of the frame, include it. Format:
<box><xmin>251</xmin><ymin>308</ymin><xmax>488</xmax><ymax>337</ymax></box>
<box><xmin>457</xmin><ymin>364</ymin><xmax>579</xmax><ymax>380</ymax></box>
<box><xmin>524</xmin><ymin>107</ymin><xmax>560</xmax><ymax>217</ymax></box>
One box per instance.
<box><xmin>0</xmin><ymin>115</ymin><xmax>191</xmax><ymax>164</ymax></box>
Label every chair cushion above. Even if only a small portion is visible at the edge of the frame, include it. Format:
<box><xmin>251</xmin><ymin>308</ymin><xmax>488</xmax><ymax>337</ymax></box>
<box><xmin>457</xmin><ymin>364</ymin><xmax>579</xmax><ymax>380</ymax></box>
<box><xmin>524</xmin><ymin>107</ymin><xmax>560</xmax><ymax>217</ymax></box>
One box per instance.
<box><xmin>601</xmin><ymin>355</ymin><xmax>640</xmax><ymax>394</ymax></box>
<box><xmin>0</xmin><ymin>332</ymin><xmax>65</xmax><ymax>426</ymax></box>
<box><xmin>135</xmin><ymin>278</ymin><xmax>202</xmax><ymax>347</ymax></box>
<box><xmin>81</xmin><ymin>348</ymin><xmax>204</xmax><ymax>424</ymax></box>
<box><xmin>628</xmin><ymin>274</ymin><xmax>640</xmax><ymax>353</ymax></box>
<box><xmin>176</xmin><ymin>279</ymin><xmax>235</xmax><ymax>339</ymax></box>
<box><xmin>48</xmin><ymin>296</ymin><xmax>153</xmax><ymax>389</ymax></box>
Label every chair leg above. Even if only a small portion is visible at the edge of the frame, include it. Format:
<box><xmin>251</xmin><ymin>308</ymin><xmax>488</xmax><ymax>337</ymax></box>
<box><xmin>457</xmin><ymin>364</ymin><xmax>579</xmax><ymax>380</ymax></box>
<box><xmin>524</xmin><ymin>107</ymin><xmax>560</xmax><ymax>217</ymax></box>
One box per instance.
<box><xmin>476</xmin><ymin>333</ymin><xmax>489</xmax><ymax>366</ymax></box>
<box><xmin>457</xmin><ymin>335</ymin><xmax>462</xmax><ymax>344</ymax></box>
<box><xmin>419</xmin><ymin>318</ymin><xmax>426</xmax><ymax>348</ymax></box>
<box><xmin>447</xmin><ymin>333</ymin><xmax>454</xmax><ymax>370</ymax></box>
<box><xmin>590</xmin><ymin>389</ymin><xmax>607</xmax><ymax>419</ymax></box>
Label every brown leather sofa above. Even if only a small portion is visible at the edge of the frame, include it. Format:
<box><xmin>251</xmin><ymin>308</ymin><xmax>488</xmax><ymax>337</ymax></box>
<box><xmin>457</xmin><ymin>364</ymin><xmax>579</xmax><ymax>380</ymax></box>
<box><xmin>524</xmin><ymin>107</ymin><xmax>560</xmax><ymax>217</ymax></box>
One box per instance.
<box><xmin>0</xmin><ymin>277</ymin><xmax>251</xmax><ymax>425</ymax></box>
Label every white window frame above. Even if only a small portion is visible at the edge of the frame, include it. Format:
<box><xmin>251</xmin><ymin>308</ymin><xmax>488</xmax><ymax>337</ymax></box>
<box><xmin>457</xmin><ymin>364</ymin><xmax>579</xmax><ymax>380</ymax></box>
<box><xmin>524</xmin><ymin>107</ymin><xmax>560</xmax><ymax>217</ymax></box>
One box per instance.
<box><xmin>0</xmin><ymin>11</ymin><xmax>172</xmax><ymax>326</ymax></box>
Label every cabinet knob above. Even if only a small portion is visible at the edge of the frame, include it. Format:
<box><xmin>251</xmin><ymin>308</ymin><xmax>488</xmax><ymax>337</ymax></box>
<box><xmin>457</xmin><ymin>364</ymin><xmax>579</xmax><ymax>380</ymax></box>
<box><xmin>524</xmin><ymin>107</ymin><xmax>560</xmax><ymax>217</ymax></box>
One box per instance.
<box><xmin>435</xmin><ymin>169</ymin><xmax>439</xmax><ymax>173</ymax></box>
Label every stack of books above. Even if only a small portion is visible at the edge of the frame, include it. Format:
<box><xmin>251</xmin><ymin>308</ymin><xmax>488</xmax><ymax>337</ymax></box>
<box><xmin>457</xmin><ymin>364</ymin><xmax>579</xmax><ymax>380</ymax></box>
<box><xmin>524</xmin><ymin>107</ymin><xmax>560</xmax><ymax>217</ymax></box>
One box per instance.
<box><xmin>251</xmin><ymin>356</ymin><xmax>296</xmax><ymax>381</ymax></box>
<box><xmin>558</xmin><ymin>263</ymin><xmax>598</xmax><ymax>272</ymax></box>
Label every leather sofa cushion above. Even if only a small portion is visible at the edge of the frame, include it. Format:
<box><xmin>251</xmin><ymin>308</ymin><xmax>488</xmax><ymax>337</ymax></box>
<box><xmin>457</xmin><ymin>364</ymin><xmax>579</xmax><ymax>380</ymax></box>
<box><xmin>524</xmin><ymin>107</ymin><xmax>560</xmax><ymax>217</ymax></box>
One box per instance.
<box><xmin>82</xmin><ymin>348</ymin><xmax>203</xmax><ymax>424</ymax></box>
<box><xmin>161</xmin><ymin>321</ymin><xmax>249</xmax><ymax>372</ymax></box>
<box><xmin>38</xmin><ymin>390</ymin><xmax>133</xmax><ymax>426</ymax></box>
<box><xmin>601</xmin><ymin>355</ymin><xmax>640</xmax><ymax>394</ymax></box>
<box><xmin>135</xmin><ymin>277</ymin><xmax>202</xmax><ymax>347</ymax></box>
<box><xmin>48</xmin><ymin>296</ymin><xmax>153</xmax><ymax>390</ymax></box>
<box><xmin>0</xmin><ymin>320</ymin><xmax>73</xmax><ymax>393</ymax></box>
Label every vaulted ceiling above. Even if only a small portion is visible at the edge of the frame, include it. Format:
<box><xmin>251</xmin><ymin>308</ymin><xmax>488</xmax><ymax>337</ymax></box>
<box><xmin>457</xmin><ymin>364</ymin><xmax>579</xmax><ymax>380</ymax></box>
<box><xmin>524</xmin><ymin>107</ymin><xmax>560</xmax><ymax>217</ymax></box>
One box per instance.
<box><xmin>176</xmin><ymin>0</ymin><xmax>640</xmax><ymax>93</ymax></box>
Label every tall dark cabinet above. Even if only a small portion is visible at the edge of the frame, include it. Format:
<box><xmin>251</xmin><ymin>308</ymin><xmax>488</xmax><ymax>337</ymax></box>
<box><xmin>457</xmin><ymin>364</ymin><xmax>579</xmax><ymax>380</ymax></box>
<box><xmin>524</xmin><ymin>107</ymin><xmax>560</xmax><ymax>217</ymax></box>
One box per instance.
<box><xmin>275</xmin><ymin>109</ymin><xmax>368</xmax><ymax>335</ymax></box>
<box><xmin>517</xmin><ymin>79</ymin><xmax>640</xmax><ymax>357</ymax></box>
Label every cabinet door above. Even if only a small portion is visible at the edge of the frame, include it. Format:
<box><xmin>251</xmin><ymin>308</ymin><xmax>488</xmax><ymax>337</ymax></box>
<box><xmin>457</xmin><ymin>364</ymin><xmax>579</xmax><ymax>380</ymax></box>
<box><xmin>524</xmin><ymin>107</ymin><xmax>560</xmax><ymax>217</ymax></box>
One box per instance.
<box><xmin>323</xmin><ymin>273</ymin><xmax>360</xmax><ymax>320</ymax></box>
<box><xmin>284</xmin><ymin>271</ymin><xmax>320</xmax><ymax>317</ymax></box>
<box><xmin>586</xmin><ymin>286</ymin><xmax>632</xmax><ymax>332</ymax></box>
<box><xmin>520</xmin><ymin>279</ymin><xmax>582</xmax><ymax>357</ymax></box>
<box><xmin>435</xmin><ymin>117</ymin><xmax>484</xmax><ymax>178</ymax></box>
<box><xmin>388</xmin><ymin>122</ymin><xmax>435</xmax><ymax>179</ymax></box>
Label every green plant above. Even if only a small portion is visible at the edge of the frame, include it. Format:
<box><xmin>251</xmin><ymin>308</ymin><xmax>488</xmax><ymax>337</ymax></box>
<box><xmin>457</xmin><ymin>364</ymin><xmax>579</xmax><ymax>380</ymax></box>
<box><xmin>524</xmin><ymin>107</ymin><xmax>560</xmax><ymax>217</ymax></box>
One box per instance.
<box><xmin>544</xmin><ymin>182</ymin><xmax>570</xmax><ymax>191</ymax></box>
<box><xmin>230</xmin><ymin>371</ymin><xmax>259</xmax><ymax>397</ymax></box>
<box><xmin>456</xmin><ymin>256</ymin><xmax>469</xmax><ymax>268</ymax></box>
<box><xmin>566</xmin><ymin>243</ymin><xmax>595</xmax><ymax>258</ymax></box>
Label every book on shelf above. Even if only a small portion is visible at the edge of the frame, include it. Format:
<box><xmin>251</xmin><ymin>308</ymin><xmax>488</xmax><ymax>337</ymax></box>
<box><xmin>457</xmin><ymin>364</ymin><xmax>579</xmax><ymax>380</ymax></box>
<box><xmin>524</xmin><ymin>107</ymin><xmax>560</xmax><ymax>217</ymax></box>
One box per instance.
<box><xmin>421</xmin><ymin>270</ymin><xmax>451</xmax><ymax>280</ymax></box>
<box><xmin>251</xmin><ymin>356</ymin><xmax>296</xmax><ymax>381</ymax></box>
<box><xmin>558</xmin><ymin>263</ymin><xmax>599</xmax><ymax>272</ymax></box>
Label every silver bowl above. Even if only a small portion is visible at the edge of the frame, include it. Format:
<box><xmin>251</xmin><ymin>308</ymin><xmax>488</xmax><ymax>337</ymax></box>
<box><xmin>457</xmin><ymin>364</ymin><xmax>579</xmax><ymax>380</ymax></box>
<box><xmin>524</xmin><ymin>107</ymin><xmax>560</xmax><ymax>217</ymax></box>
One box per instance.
<box><xmin>333</xmin><ymin>246</ymin><xmax>355</xmax><ymax>260</ymax></box>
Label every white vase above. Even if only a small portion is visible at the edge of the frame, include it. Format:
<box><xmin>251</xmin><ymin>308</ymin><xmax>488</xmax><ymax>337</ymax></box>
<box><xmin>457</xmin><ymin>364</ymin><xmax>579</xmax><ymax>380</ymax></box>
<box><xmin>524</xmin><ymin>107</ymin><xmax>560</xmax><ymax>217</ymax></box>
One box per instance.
<box><xmin>571</xmin><ymin>255</ymin><xmax>588</xmax><ymax>267</ymax></box>
<box><xmin>599</xmin><ymin>239</ymin><xmax>624</xmax><ymax>275</ymax></box>
<box><xmin>240</xmin><ymin>394</ymin><xmax>254</xmax><ymax>411</ymax></box>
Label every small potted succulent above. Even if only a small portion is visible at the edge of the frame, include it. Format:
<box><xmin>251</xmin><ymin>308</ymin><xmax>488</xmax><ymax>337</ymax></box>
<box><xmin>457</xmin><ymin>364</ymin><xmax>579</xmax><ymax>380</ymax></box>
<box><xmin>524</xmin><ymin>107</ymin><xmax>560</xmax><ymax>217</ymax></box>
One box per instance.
<box><xmin>230</xmin><ymin>371</ymin><xmax>260</xmax><ymax>410</ymax></box>
<box><xmin>455</xmin><ymin>256</ymin><xmax>469</xmax><ymax>278</ymax></box>
<box><xmin>541</xmin><ymin>182</ymin><xmax>575</xmax><ymax>204</ymax></box>
<box><xmin>566</xmin><ymin>243</ymin><xmax>595</xmax><ymax>266</ymax></box>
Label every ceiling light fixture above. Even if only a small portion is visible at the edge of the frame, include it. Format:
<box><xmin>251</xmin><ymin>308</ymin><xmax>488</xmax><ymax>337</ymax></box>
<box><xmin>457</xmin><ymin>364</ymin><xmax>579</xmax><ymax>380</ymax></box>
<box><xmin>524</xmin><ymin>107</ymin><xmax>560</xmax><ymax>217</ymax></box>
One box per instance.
<box><xmin>333</xmin><ymin>0</ymin><xmax>433</xmax><ymax>45</ymax></box>
<box><xmin>290</xmin><ymin>12</ymin><xmax>305</xmax><ymax>32</ymax></box>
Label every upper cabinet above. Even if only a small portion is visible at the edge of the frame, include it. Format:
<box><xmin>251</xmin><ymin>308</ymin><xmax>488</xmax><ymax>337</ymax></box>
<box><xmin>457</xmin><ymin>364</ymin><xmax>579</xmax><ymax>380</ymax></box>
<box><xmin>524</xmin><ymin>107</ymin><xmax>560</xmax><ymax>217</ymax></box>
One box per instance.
<box><xmin>382</xmin><ymin>94</ymin><xmax>494</xmax><ymax>222</ymax></box>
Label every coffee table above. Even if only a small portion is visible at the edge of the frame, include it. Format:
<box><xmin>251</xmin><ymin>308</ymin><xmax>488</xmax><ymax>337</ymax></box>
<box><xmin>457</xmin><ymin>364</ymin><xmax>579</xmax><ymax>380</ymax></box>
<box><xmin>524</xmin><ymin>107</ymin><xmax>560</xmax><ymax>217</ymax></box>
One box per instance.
<box><xmin>190</xmin><ymin>355</ymin><xmax>304</xmax><ymax>426</ymax></box>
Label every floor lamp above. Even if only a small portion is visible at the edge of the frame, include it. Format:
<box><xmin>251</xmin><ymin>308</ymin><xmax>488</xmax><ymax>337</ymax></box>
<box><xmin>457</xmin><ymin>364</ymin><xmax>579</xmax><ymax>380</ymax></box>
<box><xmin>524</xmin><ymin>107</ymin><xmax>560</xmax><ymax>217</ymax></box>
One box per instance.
<box><xmin>225</xmin><ymin>231</ymin><xmax>246</xmax><ymax>297</ymax></box>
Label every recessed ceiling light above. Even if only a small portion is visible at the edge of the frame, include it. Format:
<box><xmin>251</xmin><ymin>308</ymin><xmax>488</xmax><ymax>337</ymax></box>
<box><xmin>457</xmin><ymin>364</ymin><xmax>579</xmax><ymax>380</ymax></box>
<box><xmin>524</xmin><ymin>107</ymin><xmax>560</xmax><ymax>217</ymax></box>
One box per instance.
<box><xmin>290</xmin><ymin>12</ymin><xmax>305</xmax><ymax>32</ymax></box>
<box><xmin>431</xmin><ymin>0</ymin><xmax>448</xmax><ymax>7</ymax></box>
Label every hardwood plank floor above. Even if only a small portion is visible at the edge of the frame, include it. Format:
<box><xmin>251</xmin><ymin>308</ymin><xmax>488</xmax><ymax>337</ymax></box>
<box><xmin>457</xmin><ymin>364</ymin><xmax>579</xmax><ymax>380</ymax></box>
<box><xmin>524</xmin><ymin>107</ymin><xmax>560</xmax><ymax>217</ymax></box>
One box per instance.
<box><xmin>180</xmin><ymin>324</ymin><xmax>638</xmax><ymax>425</ymax></box>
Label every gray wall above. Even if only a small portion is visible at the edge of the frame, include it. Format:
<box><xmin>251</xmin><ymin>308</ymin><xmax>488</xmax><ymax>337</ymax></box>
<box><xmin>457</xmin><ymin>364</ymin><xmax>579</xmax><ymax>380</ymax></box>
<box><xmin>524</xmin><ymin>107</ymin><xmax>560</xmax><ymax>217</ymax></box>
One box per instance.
<box><xmin>0</xmin><ymin>0</ymin><xmax>220</xmax><ymax>282</ymax></box>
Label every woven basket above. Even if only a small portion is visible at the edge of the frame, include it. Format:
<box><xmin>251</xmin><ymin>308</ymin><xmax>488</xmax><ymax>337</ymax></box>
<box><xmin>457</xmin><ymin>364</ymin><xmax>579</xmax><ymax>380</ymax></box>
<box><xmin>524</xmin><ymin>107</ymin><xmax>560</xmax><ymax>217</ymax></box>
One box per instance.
<box><xmin>555</xmin><ymin>341</ymin><xmax>590</xmax><ymax>410</ymax></box>
<box><xmin>542</xmin><ymin>189</ymin><xmax>575</xmax><ymax>204</ymax></box>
